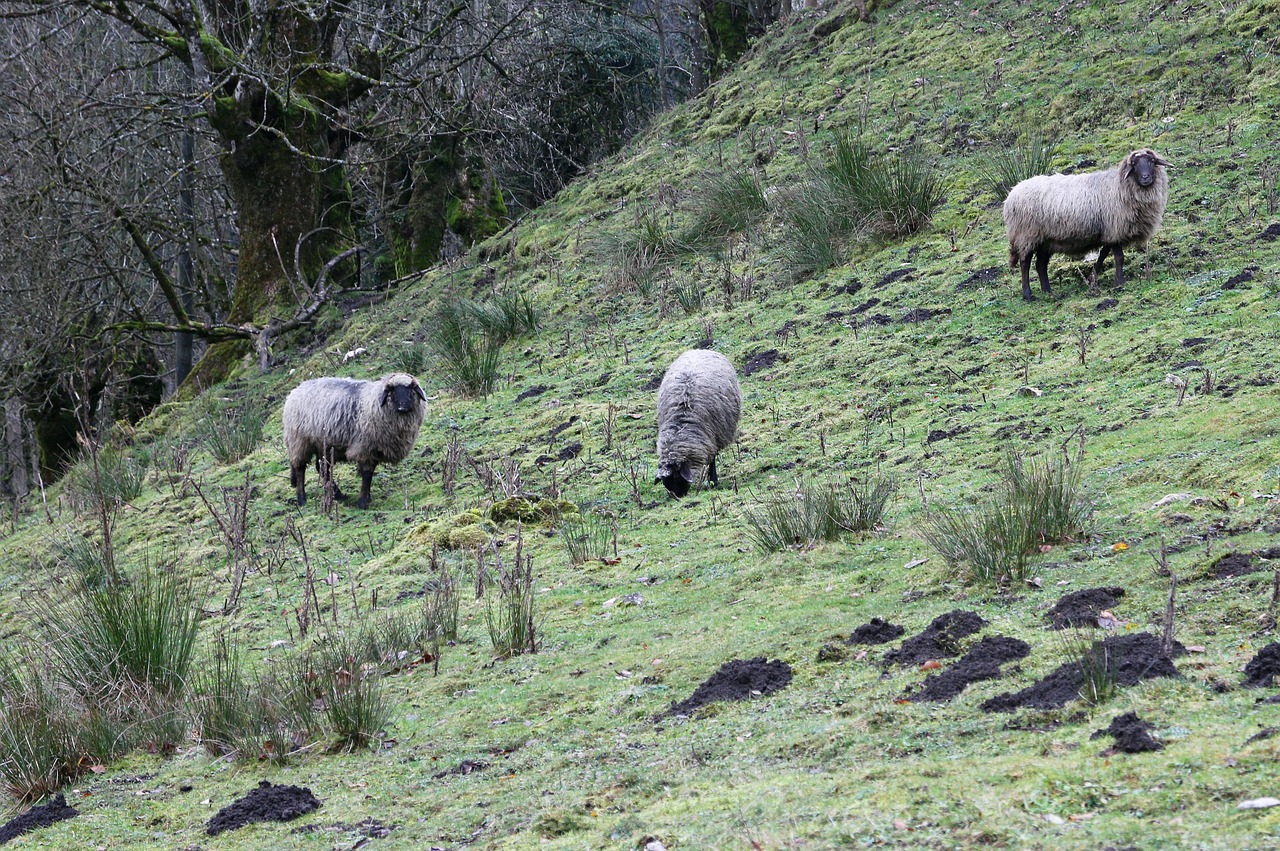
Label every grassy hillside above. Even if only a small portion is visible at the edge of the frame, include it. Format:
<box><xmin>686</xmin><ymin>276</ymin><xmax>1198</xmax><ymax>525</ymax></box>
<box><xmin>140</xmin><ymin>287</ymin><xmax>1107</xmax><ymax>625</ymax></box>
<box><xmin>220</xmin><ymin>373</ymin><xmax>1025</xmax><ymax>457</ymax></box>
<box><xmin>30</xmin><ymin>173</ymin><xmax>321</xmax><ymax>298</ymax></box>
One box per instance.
<box><xmin>2</xmin><ymin>0</ymin><xmax>1279</xmax><ymax>847</ymax></box>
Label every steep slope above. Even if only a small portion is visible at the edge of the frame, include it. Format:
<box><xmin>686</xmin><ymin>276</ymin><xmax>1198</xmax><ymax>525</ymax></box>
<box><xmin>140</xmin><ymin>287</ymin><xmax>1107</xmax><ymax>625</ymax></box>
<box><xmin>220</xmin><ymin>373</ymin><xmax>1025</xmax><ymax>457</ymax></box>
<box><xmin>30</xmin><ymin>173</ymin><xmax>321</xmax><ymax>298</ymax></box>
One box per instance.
<box><xmin>1</xmin><ymin>0</ymin><xmax>1279</xmax><ymax>848</ymax></box>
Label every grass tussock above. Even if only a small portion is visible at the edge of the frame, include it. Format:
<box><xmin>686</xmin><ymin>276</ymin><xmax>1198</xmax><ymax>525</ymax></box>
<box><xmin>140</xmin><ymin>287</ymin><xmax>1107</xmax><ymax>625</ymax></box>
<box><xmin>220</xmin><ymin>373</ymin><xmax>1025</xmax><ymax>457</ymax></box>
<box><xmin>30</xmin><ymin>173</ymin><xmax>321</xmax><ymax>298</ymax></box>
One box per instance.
<box><xmin>60</xmin><ymin>446</ymin><xmax>146</xmax><ymax>514</ymax></box>
<box><xmin>976</xmin><ymin>130</ymin><xmax>1061</xmax><ymax>201</ymax></box>
<box><xmin>201</xmin><ymin>400</ymin><xmax>267</xmax><ymax>464</ymax></box>
<box><xmin>744</xmin><ymin>475</ymin><xmax>896</xmax><ymax>553</ymax></box>
<box><xmin>685</xmin><ymin>168</ymin><xmax>770</xmax><ymax>245</ymax></box>
<box><xmin>922</xmin><ymin>452</ymin><xmax>1090</xmax><ymax>584</ymax></box>
<box><xmin>429</xmin><ymin>290</ymin><xmax>539</xmax><ymax>397</ymax></box>
<box><xmin>559</xmin><ymin>508</ymin><xmax>617</xmax><ymax>565</ymax></box>
<box><xmin>777</xmin><ymin>132</ymin><xmax>944</xmax><ymax>274</ymax></box>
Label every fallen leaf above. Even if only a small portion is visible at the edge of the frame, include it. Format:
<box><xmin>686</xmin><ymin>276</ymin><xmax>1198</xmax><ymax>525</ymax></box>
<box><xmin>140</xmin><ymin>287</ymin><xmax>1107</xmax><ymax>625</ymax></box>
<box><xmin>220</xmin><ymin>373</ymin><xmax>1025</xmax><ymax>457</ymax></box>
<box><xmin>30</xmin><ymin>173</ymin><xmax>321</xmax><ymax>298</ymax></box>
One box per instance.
<box><xmin>88</xmin><ymin>765</ymin><xmax>107</xmax><ymax>774</ymax></box>
<box><xmin>920</xmin><ymin>659</ymin><xmax>942</xmax><ymax>671</ymax></box>
<box><xmin>892</xmin><ymin>819</ymin><xmax>908</xmax><ymax>830</ymax></box>
<box><xmin>1068</xmin><ymin>813</ymin><xmax>1094</xmax><ymax>822</ymax></box>
<box><xmin>1187</xmin><ymin>645</ymin><xmax>1206</xmax><ymax>653</ymax></box>
<box><xmin>1111</xmin><ymin>542</ymin><xmax>1129</xmax><ymax>552</ymax></box>
<box><xmin>1043</xmin><ymin>813</ymin><xmax>1066</xmax><ymax>825</ymax></box>
<box><xmin>854</xmin><ymin>650</ymin><xmax>869</xmax><ymax>661</ymax></box>
<box><xmin>904</xmin><ymin>558</ymin><xmax>928</xmax><ymax>570</ymax></box>
<box><xmin>1238</xmin><ymin>797</ymin><xmax>1280</xmax><ymax>810</ymax></box>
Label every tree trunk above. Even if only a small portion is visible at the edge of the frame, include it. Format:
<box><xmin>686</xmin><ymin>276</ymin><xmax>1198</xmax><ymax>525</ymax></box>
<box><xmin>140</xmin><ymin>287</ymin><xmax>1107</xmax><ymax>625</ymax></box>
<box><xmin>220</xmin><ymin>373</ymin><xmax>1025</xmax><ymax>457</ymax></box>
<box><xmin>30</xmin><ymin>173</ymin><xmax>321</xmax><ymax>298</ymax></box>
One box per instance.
<box><xmin>2</xmin><ymin>398</ymin><xmax>30</xmax><ymax>499</ymax></box>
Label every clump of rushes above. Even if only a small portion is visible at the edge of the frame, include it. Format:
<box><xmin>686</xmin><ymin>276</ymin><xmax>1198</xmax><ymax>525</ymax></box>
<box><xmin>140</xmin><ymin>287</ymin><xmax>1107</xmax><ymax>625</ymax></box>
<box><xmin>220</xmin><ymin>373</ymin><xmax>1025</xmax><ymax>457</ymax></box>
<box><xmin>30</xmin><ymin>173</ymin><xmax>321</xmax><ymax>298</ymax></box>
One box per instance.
<box><xmin>744</xmin><ymin>475</ymin><xmax>896</xmax><ymax>553</ymax></box>
<box><xmin>923</xmin><ymin>451</ymin><xmax>1089</xmax><ymax>584</ymax></box>
<box><xmin>976</xmin><ymin>130</ymin><xmax>1061</xmax><ymax>201</ymax></box>
<box><xmin>560</xmin><ymin>508</ymin><xmax>617</xmax><ymax>565</ymax></box>
<box><xmin>685</xmin><ymin>167</ymin><xmax>769</xmax><ymax>245</ymax></box>
<box><xmin>202</xmin><ymin>399</ymin><xmax>266</xmax><ymax>464</ymax></box>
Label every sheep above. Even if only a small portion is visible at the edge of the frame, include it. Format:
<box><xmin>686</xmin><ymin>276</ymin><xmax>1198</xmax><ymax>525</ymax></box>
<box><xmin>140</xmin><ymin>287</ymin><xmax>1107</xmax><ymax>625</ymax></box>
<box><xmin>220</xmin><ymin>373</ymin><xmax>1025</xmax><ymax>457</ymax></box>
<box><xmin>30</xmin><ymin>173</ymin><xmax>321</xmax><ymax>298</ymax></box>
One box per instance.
<box><xmin>1004</xmin><ymin>148</ymin><xmax>1170</xmax><ymax>301</ymax></box>
<box><xmin>655</xmin><ymin>349</ymin><xmax>742</xmax><ymax>498</ymax></box>
<box><xmin>283</xmin><ymin>372</ymin><xmax>427</xmax><ymax>509</ymax></box>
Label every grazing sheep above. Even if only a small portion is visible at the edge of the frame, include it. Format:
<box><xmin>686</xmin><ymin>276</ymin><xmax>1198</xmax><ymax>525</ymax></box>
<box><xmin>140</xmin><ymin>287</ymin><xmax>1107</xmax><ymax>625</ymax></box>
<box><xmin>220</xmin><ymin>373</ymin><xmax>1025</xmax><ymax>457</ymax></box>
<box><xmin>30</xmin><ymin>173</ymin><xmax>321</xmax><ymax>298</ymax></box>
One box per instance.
<box><xmin>283</xmin><ymin>373</ymin><xmax>427</xmax><ymax>509</ymax></box>
<box><xmin>1004</xmin><ymin>148</ymin><xmax>1170</xmax><ymax>300</ymax></box>
<box><xmin>655</xmin><ymin>350</ymin><xmax>741</xmax><ymax>498</ymax></box>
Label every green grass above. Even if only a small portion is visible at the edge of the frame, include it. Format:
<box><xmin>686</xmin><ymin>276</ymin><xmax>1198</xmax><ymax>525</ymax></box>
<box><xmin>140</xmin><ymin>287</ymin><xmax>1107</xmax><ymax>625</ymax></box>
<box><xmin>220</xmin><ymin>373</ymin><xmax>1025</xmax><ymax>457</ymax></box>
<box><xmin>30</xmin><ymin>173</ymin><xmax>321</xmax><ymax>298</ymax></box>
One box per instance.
<box><xmin>0</xmin><ymin>0</ymin><xmax>1279</xmax><ymax>846</ymax></box>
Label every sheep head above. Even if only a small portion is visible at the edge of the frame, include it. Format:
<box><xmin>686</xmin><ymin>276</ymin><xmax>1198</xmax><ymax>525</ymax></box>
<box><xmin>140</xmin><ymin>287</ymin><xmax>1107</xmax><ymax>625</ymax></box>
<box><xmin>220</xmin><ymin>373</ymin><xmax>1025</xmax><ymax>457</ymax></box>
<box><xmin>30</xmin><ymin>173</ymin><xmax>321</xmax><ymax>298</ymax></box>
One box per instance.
<box><xmin>655</xmin><ymin>460</ymin><xmax>694</xmax><ymax>498</ymax></box>
<box><xmin>380</xmin><ymin>374</ymin><xmax>427</xmax><ymax>414</ymax></box>
<box><xmin>1121</xmin><ymin>149</ymin><xmax>1171</xmax><ymax>188</ymax></box>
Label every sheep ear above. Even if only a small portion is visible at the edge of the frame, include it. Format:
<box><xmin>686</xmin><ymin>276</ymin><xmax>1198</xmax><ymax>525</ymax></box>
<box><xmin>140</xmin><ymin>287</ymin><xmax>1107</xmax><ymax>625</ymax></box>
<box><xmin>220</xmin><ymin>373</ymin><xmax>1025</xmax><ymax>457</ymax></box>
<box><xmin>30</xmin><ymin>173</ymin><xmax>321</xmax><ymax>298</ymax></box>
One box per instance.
<box><xmin>1121</xmin><ymin>154</ymin><xmax>1135</xmax><ymax>180</ymax></box>
<box><xmin>380</xmin><ymin>386</ymin><xmax>393</xmax><ymax>407</ymax></box>
<box><xmin>1152</xmin><ymin>153</ymin><xmax>1172</xmax><ymax>167</ymax></box>
<box><xmin>413</xmin><ymin>383</ymin><xmax>427</xmax><ymax>402</ymax></box>
<box><xmin>653</xmin><ymin>475</ymin><xmax>663</xmax><ymax>484</ymax></box>
<box><xmin>679</xmin><ymin>461</ymin><xmax>694</xmax><ymax>483</ymax></box>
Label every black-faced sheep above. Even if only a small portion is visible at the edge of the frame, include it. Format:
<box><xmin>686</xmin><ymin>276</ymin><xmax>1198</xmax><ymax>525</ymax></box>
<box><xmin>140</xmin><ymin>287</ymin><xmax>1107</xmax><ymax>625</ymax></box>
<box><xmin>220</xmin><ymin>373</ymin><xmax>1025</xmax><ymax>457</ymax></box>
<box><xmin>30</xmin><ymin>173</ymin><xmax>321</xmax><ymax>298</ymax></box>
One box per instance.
<box><xmin>283</xmin><ymin>373</ymin><xmax>427</xmax><ymax>509</ymax></box>
<box><xmin>655</xmin><ymin>350</ymin><xmax>741</xmax><ymax>498</ymax></box>
<box><xmin>1004</xmin><ymin>148</ymin><xmax>1170</xmax><ymax>301</ymax></box>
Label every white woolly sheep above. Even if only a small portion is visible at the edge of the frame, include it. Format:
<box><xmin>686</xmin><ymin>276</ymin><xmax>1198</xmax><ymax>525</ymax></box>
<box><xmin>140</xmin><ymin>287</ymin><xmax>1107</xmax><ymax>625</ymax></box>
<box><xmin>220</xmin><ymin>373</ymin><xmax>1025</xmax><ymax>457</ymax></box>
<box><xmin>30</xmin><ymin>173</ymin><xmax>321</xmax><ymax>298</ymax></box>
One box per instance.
<box><xmin>283</xmin><ymin>372</ymin><xmax>427</xmax><ymax>509</ymax></box>
<box><xmin>1004</xmin><ymin>148</ymin><xmax>1170</xmax><ymax>301</ymax></box>
<box><xmin>655</xmin><ymin>350</ymin><xmax>742</xmax><ymax>498</ymax></box>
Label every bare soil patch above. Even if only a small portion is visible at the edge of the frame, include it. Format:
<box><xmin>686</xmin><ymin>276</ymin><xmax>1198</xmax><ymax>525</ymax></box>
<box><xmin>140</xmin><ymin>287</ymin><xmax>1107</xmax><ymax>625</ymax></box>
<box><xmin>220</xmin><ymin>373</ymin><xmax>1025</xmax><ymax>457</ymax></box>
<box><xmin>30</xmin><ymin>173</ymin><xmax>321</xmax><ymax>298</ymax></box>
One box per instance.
<box><xmin>206</xmin><ymin>780</ymin><xmax>322</xmax><ymax>836</ymax></box>
<box><xmin>1046</xmin><ymin>586</ymin><xmax>1126</xmax><ymax>629</ymax></box>
<box><xmin>847</xmin><ymin>618</ymin><xmax>905</xmax><ymax>646</ymax></box>
<box><xmin>1211</xmin><ymin>552</ymin><xmax>1258</xmax><ymax>577</ymax></box>
<box><xmin>982</xmin><ymin>633</ymin><xmax>1184</xmax><ymax>712</ymax></box>
<box><xmin>1092</xmin><ymin>711</ymin><xmax>1164</xmax><ymax>753</ymax></box>
<box><xmin>0</xmin><ymin>794</ymin><xmax>77</xmax><ymax>845</ymax></box>
<box><xmin>883</xmin><ymin>610</ymin><xmax>986</xmax><ymax>667</ymax></box>
<box><xmin>742</xmin><ymin>349</ymin><xmax>782</xmax><ymax>376</ymax></box>
<box><xmin>1243</xmin><ymin>643</ymin><xmax>1280</xmax><ymax>688</ymax></box>
<box><xmin>909</xmin><ymin>636</ymin><xmax>1031</xmax><ymax>703</ymax></box>
<box><xmin>665</xmin><ymin>657</ymin><xmax>792</xmax><ymax>717</ymax></box>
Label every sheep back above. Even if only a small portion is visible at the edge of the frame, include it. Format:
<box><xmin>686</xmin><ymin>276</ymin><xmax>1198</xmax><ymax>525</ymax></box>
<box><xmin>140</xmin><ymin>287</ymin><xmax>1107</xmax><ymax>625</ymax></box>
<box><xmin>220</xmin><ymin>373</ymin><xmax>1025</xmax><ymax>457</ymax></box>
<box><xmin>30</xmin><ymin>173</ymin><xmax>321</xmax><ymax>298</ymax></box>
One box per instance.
<box><xmin>656</xmin><ymin>350</ymin><xmax>741</xmax><ymax>481</ymax></box>
<box><xmin>1004</xmin><ymin>148</ymin><xmax>1169</xmax><ymax>262</ymax></box>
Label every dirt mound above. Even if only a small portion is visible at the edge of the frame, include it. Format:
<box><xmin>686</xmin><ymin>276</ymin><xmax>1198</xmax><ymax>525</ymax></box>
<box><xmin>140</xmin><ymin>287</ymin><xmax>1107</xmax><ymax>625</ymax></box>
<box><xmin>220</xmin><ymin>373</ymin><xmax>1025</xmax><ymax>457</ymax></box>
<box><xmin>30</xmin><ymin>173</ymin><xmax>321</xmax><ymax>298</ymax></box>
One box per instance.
<box><xmin>1046</xmin><ymin>586</ymin><xmax>1126</xmax><ymax>629</ymax></box>
<box><xmin>206</xmin><ymin>781</ymin><xmax>322</xmax><ymax>836</ymax></box>
<box><xmin>1243</xmin><ymin>643</ymin><xmax>1280</xmax><ymax>688</ymax></box>
<box><xmin>0</xmin><ymin>794</ymin><xmax>78</xmax><ymax>845</ymax></box>
<box><xmin>847</xmin><ymin>618</ymin><xmax>905</xmax><ymax>646</ymax></box>
<box><xmin>982</xmin><ymin>633</ymin><xmax>1183</xmax><ymax>713</ymax></box>
<box><xmin>883</xmin><ymin>610</ymin><xmax>986</xmax><ymax>667</ymax></box>
<box><xmin>1092</xmin><ymin>711</ymin><xmax>1164</xmax><ymax>753</ymax></box>
<box><xmin>665</xmin><ymin>657</ymin><xmax>792</xmax><ymax>717</ymax></box>
<box><xmin>1211</xmin><ymin>552</ymin><xmax>1258</xmax><ymax>577</ymax></box>
<box><xmin>742</xmin><ymin>349</ymin><xmax>782</xmax><ymax>376</ymax></box>
<box><xmin>910</xmin><ymin>636</ymin><xmax>1031</xmax><ymax>702</ymax></box>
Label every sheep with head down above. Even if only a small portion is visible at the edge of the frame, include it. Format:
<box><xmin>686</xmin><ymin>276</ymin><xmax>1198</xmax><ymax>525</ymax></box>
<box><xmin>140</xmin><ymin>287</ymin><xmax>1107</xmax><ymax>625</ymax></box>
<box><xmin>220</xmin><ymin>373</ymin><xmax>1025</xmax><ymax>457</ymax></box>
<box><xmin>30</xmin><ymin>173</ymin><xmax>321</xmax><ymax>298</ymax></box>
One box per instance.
<box><xmin>1003</xmin><ymin>148</ymin><xmax>1170</xmax><ymax>300</ymax></box>
<box><xmin>655</xmin><ymin>350</ymin><xmax>741</xmax><ymax>498</ymax></box>
<box><xmin>283</xmin><ymin>372</ymin><xmax>427</xmax><ymax>509</ymax></box>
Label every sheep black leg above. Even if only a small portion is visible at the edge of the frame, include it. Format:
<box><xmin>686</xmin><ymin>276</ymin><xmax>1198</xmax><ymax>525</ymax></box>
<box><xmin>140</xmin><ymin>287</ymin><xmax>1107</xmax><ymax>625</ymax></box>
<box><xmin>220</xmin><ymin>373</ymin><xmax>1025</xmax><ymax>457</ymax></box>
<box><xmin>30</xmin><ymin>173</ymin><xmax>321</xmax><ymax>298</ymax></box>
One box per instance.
<box><xmin>292</xmin><ymin>464</ymin><xmax>307</xmax><ymax>506</ymax></box>
<box><xmin>355</xmin><ymin>465</ymin><xmax>375</xmax><ymax>510</ymax></box>
<box><xmin>708</xmin><ymin>456</ymin><xmax>719</xmax><ymax>486</ymax></box>
<box><xmin>1112</xmin><ymin>246</ymin><xmax>1125</xmax><ymax>289</ymax></box>
<box><xmin>1089</xmin><ymin>247</ymin><xmax>1111</xmax><ymax>295</ymax></box>
<box><xmin>1020</xmin><ymin>255</ymin><xmax>1034</xmax><ymax>301</ymax></box>
<box><xmin>1035</xmin><ymin>251</ymin><xmax>1052</xmax><ymax>294</ymax></box>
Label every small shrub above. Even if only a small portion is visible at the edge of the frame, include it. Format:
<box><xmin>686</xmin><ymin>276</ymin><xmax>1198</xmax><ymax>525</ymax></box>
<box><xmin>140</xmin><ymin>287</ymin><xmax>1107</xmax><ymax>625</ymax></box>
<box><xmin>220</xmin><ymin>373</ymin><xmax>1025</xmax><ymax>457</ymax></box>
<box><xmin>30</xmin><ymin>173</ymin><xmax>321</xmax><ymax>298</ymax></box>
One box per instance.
<box><xmin>202</xmin><ymin>400</ymin><xmax>266</xmax><ymax>464</ymax></box>
<box><xmin>744</xmin><ymin>475</ymin><xmax>896</xmax><ymax>553</ymax></box>
<box><xmin>559</xmin><ymin>509</ymin><xmax>617</xmax><ymax>565</ymax></box>
<box><xmin>977</xmin><ymin>130</ymin><xmax>1061</xmax><ymax>201</ymax></box>
<box><xmin>922</xmin><ymin>451</ymin><xmax>1089</xmax><ymax>584</ymax></box>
